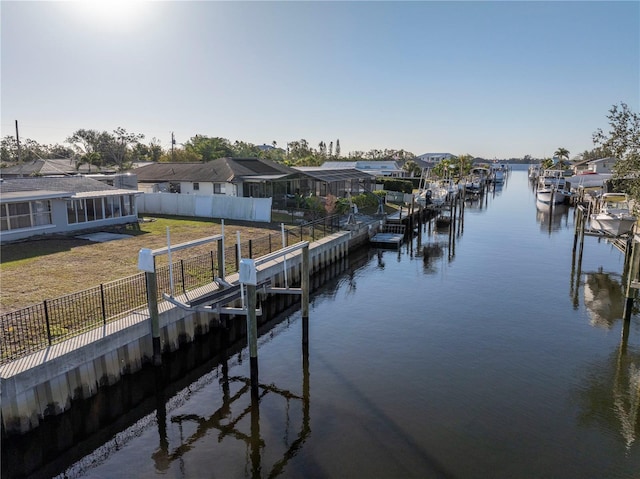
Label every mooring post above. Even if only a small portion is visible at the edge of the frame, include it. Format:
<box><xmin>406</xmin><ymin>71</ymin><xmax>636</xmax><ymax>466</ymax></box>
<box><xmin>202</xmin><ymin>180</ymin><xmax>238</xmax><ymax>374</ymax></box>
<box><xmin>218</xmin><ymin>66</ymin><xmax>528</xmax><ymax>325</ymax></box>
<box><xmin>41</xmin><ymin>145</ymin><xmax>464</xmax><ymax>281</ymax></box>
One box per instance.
<box><xmin>145</xmin><ymin>270</ymin><xmax>162</xmax><ymax>366</ymax></box>
<box><xmin>572</xmin><ymin>206</ymin><xmax>581</xmax><ymax>255</ymax></box>
<box><xmin>623</xmin><ymin>236</ymin><xmax>638</xmax><ymax>321</ymax></box>
<box><xmin>417</xmin><ymin>204</ymin><xmax>423</xmax><ymax>243</ymax></box>
<box><xmin>302</xmin><ymin>244</ymin><xmax>310</xmax><ymax>347</ymax></box>
<box><xmin>247</xmin><ymin>283</ymin><xmax>259</xmax><ymax>394</ymax></box>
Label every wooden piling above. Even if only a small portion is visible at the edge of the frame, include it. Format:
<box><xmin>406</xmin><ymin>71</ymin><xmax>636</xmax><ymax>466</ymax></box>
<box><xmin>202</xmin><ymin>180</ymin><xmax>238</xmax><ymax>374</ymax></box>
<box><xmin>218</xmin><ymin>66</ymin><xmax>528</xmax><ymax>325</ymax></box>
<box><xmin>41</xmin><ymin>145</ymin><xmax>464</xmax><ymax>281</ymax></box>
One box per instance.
<box><xmin>623</xmin><ymin>236</ymin><xmax>638</xmax><ymax>321</ymax></box>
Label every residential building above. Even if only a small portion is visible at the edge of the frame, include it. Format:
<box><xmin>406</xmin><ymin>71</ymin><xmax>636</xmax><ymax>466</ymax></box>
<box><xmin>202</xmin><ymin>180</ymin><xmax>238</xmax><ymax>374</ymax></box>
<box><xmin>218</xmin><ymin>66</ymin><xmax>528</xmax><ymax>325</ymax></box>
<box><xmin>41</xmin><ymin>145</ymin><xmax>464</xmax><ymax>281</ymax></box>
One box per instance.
<box><xmin>0</xmin><ymin>176</ymin><xmax>141</xmax><ymax>243</ymax></box>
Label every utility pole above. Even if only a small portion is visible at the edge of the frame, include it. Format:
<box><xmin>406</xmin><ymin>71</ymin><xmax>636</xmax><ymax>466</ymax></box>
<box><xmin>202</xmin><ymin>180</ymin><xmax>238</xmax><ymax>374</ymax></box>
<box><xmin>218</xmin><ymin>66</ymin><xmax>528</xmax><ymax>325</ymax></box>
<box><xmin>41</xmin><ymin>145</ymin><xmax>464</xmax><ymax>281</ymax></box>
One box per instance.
<box><xmin>171</xmin><ymin>132</ymin><xmax>175</xmax><ymax>161</ymax></box>
<box><xmin>15</xmin><ymin>120</ymin><xmax>22</xmax><ymax>163</ymax></box>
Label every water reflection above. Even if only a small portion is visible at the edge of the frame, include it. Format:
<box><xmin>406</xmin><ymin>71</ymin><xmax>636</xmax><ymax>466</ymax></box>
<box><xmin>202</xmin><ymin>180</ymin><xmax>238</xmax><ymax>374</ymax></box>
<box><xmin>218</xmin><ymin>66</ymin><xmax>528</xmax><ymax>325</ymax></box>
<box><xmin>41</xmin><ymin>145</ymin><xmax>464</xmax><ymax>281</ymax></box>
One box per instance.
<box><xmin>536</xmin><ymin>202</ymin><xmax>570</xmax><ymax>233</ymax></box>
<box><xmin>582</xmin><ymin>270</ymin><xmax>625</xmax><ymax>329</ymax></box>
<box><xmin>408</xmin><ymin>218</ymin><xmax>456</xmax><ymax>274</ymax></box>
<box><xmin>576</xmin><ymin>318</ymin><xmax>640</xmax><ymax>451</ymax></box>
<box><xmin>152</xmin><ymin>332</ymin><xmax>311</xmax><ymax>478</ymax></box>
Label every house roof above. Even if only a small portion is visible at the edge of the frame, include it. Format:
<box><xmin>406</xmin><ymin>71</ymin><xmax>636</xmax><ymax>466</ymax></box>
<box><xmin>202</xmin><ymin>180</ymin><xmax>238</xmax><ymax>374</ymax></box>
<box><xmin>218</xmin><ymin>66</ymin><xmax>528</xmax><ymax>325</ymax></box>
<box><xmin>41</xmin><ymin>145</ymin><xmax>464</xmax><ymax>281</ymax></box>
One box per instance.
<box><xmin>132</xmin><ymin>158</ymin><xmax>298</xmax><ymax>183</ymax></box>
<box><xmin>0</xmin><ymin>176</ymin><xmax>138</xmax><ymax>203</ymax></box>
<box><xmin>293</xmin><ymin>168</ymin><xmax>376</xmax><ymax>183</ymax></box>
<box><xmin>318</xmin><ymin>161</ymin><xmax>402</xmax><ymax>172</ymax></box>
<box><xmin>0</xmin><ymin>159</ymin><xmax>117</xmax><ymax>177</ymax></box>
<box><xmin>319</xmin><ymin>162</ymin><xmax>358</xmax><ymax>169</ymax></box>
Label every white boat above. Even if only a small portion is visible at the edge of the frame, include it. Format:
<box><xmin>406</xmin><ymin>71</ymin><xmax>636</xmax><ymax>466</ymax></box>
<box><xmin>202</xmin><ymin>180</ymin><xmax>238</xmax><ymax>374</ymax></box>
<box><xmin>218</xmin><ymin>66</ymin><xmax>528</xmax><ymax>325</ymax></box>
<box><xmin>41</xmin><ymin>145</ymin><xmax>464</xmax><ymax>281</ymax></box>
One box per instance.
<box><xmin>589</xmin><ymin>193</ymin><xmax>637</xmax><ymax>236</ymax></box>
<box><xmin>536</xmin><ymin>169</ymin><xmax>570</xmax><ymax>205</ymax></box>
<box><xmin>415</xmin><ymin>168</ymin><xmax>448</xmax><ymax>207</ymax></box>
<box><xmin>567</xmin><ymin>171</ymin><xmax>612</xmax><ymax>190</ymax></box>
<box><xmin>536</xmin><ymin>187</ymin><xmax>570</xmax><ymax>205</ymax></box>
<box><xmin>490</xmin><ymin>164</ymin><xmax>506</xmax><ymax>184</ymax></box>
<box><xmin>528</xmin><ymin>165</ymin><xmax>541</xmax><ymax>181</ymax></box>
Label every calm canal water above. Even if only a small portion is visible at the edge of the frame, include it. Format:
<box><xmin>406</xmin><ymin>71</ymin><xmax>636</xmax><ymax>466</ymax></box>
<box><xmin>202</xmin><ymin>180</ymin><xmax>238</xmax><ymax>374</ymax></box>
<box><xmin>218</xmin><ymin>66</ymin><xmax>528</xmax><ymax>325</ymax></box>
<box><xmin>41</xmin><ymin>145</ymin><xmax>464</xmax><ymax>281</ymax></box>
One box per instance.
<box><xmin>52</xmin><ymin>169</ymin><xmax>640</xmax><ymax>478</ymax></box>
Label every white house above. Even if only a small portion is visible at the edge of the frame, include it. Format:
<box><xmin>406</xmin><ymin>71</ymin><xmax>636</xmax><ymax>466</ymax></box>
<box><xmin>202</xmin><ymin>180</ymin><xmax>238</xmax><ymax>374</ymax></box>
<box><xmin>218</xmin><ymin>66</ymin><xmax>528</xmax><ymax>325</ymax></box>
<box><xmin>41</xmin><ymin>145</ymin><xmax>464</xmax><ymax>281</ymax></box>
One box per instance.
<box><xmin>132</xmin><ymin>158</ymin><xmax>301</xmax><ymax>198</ymax></box>
<box><xmin>0</xmin><ymin>177</ymin><xmax>141</xmax><ymax>243</ymax></box>
<box><xmin>586</xmin><ymin>157</ymin><xmax>617</xmax><ymax>174</ymax></box>
<box><xmin>416</xmin><ymin>153</ymin><xmax>455</xmax><ymax>163</ymax></box>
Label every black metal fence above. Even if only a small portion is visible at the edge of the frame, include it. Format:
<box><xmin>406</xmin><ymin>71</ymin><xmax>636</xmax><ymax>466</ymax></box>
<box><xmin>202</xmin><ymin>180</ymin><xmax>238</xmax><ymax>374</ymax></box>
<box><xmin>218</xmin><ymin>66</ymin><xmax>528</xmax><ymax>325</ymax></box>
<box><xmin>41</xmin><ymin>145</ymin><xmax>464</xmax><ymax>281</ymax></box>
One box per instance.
<box><xmin>0</xmin><ymin>215</ymin><xmax>341</xmax><ymax>364</ymax></box>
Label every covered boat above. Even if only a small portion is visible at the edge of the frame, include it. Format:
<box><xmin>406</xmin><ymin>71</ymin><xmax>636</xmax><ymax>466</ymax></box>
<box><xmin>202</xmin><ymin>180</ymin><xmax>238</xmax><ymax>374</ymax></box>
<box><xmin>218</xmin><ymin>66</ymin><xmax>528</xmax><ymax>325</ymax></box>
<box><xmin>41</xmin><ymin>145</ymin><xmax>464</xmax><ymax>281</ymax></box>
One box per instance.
<box><xmin>590</xmin><ymin>193</ymin><xmax>637</xmax><ymax>236</ymax></box>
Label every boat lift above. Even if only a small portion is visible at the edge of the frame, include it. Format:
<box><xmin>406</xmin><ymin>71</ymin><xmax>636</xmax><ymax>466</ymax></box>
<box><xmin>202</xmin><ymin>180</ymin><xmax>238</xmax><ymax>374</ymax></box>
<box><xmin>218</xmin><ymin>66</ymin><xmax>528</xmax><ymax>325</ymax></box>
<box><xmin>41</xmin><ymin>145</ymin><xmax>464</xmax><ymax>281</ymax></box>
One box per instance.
<box><xmin>138</xmin><ymin>225</ymin><xmax>311</xmax><ymax>370</ymax></box>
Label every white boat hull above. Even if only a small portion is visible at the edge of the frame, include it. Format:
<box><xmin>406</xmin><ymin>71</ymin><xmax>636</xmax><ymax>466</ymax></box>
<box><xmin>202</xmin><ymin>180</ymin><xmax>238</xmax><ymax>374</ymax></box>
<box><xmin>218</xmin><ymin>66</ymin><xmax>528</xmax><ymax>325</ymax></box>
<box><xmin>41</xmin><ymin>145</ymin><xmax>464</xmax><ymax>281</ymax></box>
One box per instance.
<box><xmin>536</xmin><ymin>188</ymin><xmax>569</xmax><ymax>205</ymax></box>
<box><xmin>590</xmin><ymin>214</ymin><xmax>637</xmax><ymax>236</ymax></box>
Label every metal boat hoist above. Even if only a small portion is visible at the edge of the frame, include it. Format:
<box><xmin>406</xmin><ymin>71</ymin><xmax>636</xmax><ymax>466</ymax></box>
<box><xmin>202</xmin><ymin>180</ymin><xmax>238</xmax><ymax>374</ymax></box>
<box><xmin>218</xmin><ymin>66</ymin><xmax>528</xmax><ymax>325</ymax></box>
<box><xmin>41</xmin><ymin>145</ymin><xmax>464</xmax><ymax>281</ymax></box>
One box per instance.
<box><xmin>161</xmin><ymin>241</ymin><xmax>310</xmax><ymax>316</ymax></box>
<box><xmin>137</xmin><ymin>226</ymin><xmax>310</xmax><ymax>368</ymax></box>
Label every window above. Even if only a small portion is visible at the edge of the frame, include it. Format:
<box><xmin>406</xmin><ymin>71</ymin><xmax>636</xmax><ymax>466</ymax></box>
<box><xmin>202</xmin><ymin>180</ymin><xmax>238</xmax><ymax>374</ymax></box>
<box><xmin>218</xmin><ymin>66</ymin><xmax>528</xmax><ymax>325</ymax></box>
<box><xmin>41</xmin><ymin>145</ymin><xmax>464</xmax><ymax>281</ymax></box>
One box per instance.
<box><xmin>213</xmin><ymin>183</ymin><xmax>222</xmax><ymax>194</ymax></box>
<box><xmin>121</xmin><ymin>195</ymin><xmax>132</xmax><ymax>216</ymax></box>
<box><xmin>104</xmin><ymin>196</ymin><xmax>121</xmax><ymax>218</ymax></box>
<box><xmin>67</xmin><ymin>199</ymin><xmax>86</xmax><ymax>224</ymax></box>
<box><xmin>193</xmin><ymin>182</ymin><xmax>200</xmax><ymax>191</ymax></box>
<box><xmin>1</xmin><ymin>200</ymin><xmax>52</xmax><ymax>231</ymax></box>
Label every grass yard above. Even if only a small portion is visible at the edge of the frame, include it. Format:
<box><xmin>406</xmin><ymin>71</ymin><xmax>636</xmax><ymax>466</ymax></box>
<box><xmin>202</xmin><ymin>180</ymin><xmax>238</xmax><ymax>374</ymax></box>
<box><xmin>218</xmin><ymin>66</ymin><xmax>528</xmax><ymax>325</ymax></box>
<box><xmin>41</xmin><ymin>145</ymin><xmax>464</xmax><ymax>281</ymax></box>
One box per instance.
<box><xmin>0</xmin><ymin>216</ymin><xmax>284</xmax><ymax>314</ymax></box>
<box><xmin>0</xmin><ymin>201</ymin><xmax>399</xmax><ymax>315</ymax></box>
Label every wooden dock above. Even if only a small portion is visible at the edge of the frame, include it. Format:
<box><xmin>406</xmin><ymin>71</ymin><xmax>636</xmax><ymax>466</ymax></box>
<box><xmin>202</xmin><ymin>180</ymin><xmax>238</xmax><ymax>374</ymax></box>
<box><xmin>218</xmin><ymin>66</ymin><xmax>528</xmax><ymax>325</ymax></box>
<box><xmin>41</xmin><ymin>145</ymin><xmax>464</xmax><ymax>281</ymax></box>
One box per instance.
<box><xmin>371</xmin><ymin>224</ymin><xmax>405</xmax><ymax>248</ymax></box>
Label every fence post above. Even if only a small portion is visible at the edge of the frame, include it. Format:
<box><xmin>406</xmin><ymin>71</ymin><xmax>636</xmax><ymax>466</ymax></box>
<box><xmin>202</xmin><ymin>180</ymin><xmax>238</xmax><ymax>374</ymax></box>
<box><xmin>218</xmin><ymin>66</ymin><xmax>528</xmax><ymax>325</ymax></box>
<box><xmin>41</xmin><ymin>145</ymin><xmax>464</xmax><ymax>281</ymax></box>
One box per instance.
<box><xmin>180</xmin><ymin>259</ymin><xmax>186</xmax><ymax>295</ymax></box>
<box><xmin>300</xmin><ymin>225</ymin><xmax>303</xmax><ymax>242</ymax></box>
<box><xmin>217</xmin><ymin>238</ymin><xmax>225</xmax><ymax>282</ymax></box>
<box><xmin>44</xmin><ymin>299</ymin><xmax>52</xmax><ymax>345</ymax></box>
<box><xmin>249</xmin><ymin>239</ymin><xmax>253</xmax><ymax>259</ymax></box>
<box><xmin>100</xmin><ymin>283</ymin><xmax>107</xmax><ymax>325</ymax></box>
<box><xmin>312</xmin><ymin>223</ymin><xmax>315</xmax><ymax>241</ymax></box>
<box><xmin>210</xmin><ymin>250</ymin><xmax>215</xmax><ymax>282</ymax></box>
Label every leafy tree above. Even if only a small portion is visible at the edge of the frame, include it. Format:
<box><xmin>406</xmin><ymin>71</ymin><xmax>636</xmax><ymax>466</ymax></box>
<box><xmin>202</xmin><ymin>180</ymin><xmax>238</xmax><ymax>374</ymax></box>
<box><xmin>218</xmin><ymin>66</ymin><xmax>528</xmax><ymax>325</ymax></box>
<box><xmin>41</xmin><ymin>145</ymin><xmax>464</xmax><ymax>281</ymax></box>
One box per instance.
<box><xmin>541</xmin><ymin>157</ymin><xmax>554</xmax><ymax>169</ymax></box>
<box><xmin>76</xmin><ymin>152</ymin><xmax>102</xmax><ymax>172</ymax></box>
<box><xmin>66</xmin><ymin>129</ymin><xmax>111</xmax><ymax>158</ymax></box>
<box><xmin>47</xmin><ymin>143</ymin><xmax>75</xmax><ymax>159</ymax></box>
<box><xmin>432</xmin><ymin>159</ymin><xmax>453</xmax><ymax>178</ymax></box>
<box><xmin>1</xmin><ymin>135</ymin><xmax>18</xmax><ymax>162</ymax></box>
<box><xmin>403</xmin><ymin>159</ymin><xmax>422</xmax><ymax>177</ymax></box>
<box><xmin>108</xmin><ymin>127</ymin><xmax>144</xmax><ymax>170</ymax></box>
<box><xmin>287</xmin><ymin>139</ymin><xmax>312</xmax><ymax>160</ymax></box>
<box><xmin>335</xmin><ymin>139</ymin><xmax>341</xmax><ymax>158</ymax></box>
<box><xmin>231</xmin><ymin>140</ymin><xmax>261</xmax><ymax>158</ymax></box>
<box><xmin>159</xmin><ymin>148</ymin><xmax>201</xmax><ymax>162</ymax></box>
<box><xmin>593</xmin><ymin>102</ymin><xmax>640</xmax><ymax>201</ymax></box>
<box><xmin>578</xmin><ymin>146</ymin><xmax>614</xmax><ymax>162</ymax></box>
<box><xmin>130</xmin><ymin>138</ymin><xmax>164</xmax><ymax>163</ymax></box>
<box><xmin>184</xmin><ymin>135</ymin><xmax>233</xmax><ymax>162</ymax></box>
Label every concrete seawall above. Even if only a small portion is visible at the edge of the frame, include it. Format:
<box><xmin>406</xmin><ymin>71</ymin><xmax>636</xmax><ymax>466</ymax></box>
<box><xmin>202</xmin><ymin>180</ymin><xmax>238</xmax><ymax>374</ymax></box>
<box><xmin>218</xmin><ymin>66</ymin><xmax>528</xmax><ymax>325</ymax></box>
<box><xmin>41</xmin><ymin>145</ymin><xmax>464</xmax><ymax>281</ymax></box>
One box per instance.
<box><xmin>1</xmin><ymin>225</ymin><xmax>378</xmax><ymax>437</ymax></box>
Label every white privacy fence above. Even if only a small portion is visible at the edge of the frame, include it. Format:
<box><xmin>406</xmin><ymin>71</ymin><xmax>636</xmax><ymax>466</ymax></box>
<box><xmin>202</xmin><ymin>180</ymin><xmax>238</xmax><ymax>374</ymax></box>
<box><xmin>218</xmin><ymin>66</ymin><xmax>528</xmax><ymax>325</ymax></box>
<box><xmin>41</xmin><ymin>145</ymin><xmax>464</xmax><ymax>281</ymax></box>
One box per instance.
<box><xmin>138</xmin><ymin>193</ymin><xmax>272</xmax><ymax>222</ymax></box>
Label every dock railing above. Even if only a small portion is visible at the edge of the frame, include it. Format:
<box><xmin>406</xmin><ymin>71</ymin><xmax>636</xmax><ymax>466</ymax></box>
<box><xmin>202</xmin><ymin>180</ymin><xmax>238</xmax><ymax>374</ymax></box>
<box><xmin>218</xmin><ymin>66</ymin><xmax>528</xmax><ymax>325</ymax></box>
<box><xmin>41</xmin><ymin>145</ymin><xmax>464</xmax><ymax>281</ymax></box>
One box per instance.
<box><xmin>0</xmin><ymin>215</ymin><xmax>341</xmax><ymax>365</ymax></box>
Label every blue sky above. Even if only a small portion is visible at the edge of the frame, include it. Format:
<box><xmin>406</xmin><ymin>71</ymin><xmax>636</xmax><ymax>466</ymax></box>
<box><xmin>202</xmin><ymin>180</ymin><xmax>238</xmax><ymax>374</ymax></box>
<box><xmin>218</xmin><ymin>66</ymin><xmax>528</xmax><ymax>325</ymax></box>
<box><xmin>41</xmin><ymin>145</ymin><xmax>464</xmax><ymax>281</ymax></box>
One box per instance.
<box><xmin>1</xmin><ymin>1</ymin><xmax>638</xmax><ymax>159</ymax></box>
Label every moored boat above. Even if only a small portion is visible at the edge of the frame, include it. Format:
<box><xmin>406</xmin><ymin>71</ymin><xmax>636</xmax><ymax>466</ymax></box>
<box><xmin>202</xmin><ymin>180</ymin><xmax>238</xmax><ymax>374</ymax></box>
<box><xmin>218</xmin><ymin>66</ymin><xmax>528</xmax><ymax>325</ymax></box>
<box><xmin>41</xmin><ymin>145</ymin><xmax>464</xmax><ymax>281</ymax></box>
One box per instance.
<box><xmin>589</xmin><ymin>193</ymin><xmax>637</xmax><ymax>236</ymax></box>
<box><xmin>536</xmin><ymin>169</ymin><xmax>570</xmax><ymax>205</ymax></box>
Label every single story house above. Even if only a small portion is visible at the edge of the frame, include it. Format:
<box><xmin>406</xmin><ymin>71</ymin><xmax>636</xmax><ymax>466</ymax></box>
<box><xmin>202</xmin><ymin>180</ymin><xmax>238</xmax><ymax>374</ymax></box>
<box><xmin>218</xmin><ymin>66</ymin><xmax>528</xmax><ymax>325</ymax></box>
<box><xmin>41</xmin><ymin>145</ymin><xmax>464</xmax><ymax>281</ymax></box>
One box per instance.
<box><xmin>0</xmin><ymin>176</ymin><xmax>141</xmax><ymax>243</ymax></box>
<box><xmin>132</xmin><ymin>158</ymin><xmax>305</xmax><ymax>208</ymax></box>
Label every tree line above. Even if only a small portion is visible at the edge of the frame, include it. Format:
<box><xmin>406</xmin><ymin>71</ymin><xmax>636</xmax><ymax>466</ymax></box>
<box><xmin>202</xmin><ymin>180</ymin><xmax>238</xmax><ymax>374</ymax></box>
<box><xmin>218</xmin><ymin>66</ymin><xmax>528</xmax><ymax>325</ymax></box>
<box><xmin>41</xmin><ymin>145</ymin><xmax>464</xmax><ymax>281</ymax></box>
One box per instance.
<box><xmin>0</xmin><ymin>128</ymin><xmax>420</xmax><ymax>171</ymax></box>
<box><xmin>1</xmin><ymin>102</ymin><xmax>635</xmax><ymax>186</ymax></box>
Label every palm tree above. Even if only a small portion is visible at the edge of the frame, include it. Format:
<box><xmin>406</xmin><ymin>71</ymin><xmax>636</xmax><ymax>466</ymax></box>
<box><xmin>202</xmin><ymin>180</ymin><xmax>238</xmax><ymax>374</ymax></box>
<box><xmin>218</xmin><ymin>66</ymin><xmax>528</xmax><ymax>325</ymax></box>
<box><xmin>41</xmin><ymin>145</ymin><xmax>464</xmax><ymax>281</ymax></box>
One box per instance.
<box><xmin>555</xmin><ymin>147</ymin><xmax>569</xmax><ymax>158</ymax></box>
<box><xmin>554</xmin><ymin>147</ymin><xmax>570</xmax><ymax>167</ymax></box>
